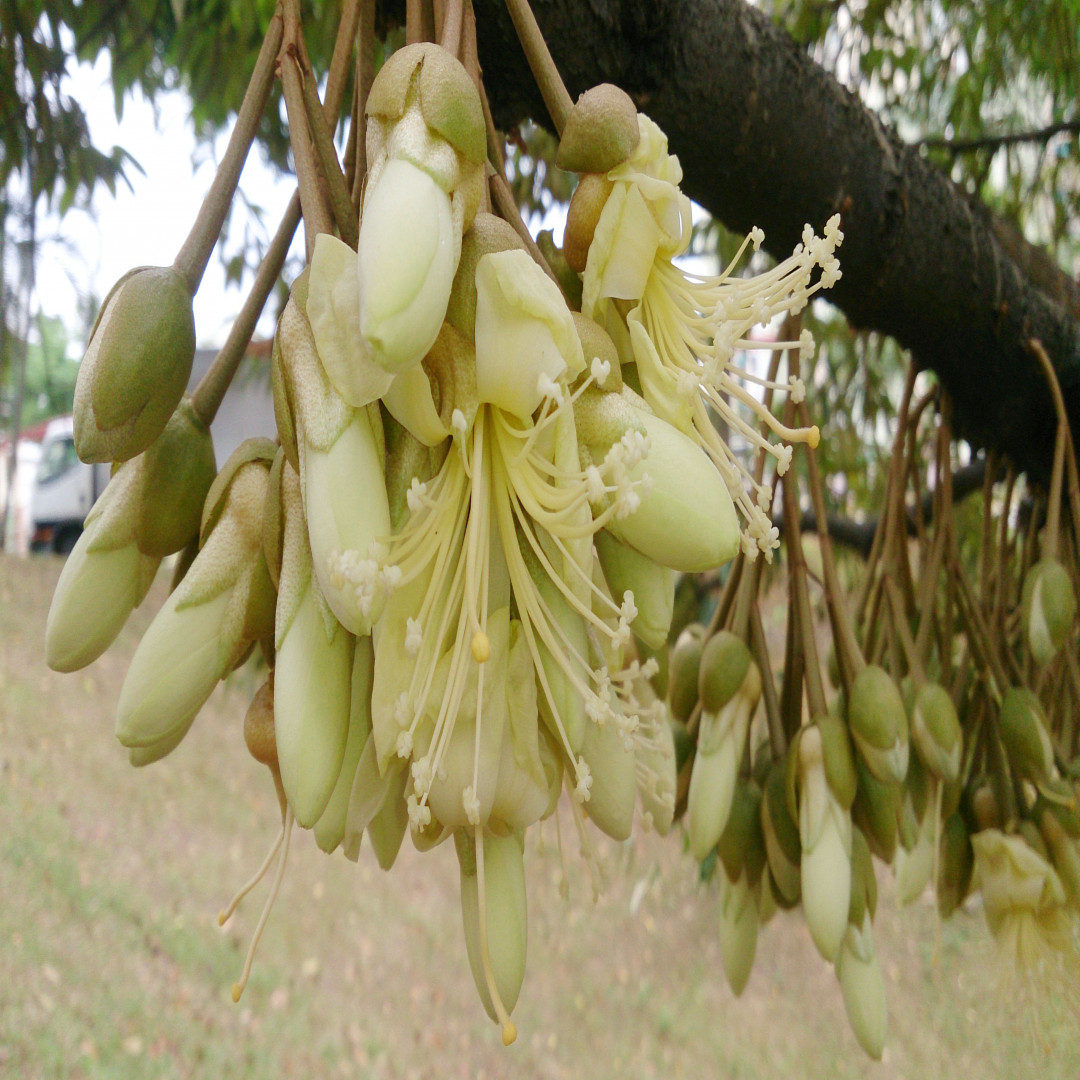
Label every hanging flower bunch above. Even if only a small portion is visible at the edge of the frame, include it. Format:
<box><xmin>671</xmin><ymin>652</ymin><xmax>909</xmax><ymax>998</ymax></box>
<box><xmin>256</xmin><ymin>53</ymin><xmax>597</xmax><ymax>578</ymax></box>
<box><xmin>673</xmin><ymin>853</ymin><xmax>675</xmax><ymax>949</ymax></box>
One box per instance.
<box><xmin>37</xmin><ymin>0</ymin><xmax>966</xmax><ymax>1054</ymax></box>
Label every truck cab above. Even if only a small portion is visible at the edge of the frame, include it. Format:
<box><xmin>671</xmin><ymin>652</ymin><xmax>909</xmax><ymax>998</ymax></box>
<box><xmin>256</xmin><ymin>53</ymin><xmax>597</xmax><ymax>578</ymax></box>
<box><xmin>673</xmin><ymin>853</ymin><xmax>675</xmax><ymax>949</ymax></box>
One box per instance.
<box><xmin>30</xmin><ymin>416</ymin><xmax>111</xmax><ymax>553</ymax></box>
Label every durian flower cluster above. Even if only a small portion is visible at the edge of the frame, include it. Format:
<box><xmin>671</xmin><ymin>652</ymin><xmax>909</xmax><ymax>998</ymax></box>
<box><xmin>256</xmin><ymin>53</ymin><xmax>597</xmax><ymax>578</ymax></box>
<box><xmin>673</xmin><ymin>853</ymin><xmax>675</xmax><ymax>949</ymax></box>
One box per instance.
<box><xmin>46</xmin><ymin>44</ymin><xmax>846</xmax><ymax>1041</ymax></box>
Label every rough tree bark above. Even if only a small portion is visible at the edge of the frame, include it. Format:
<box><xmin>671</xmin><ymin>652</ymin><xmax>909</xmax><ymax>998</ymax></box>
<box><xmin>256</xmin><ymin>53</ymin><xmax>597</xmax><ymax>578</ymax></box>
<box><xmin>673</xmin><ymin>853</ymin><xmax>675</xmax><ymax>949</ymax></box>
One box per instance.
<box><xmin>471</xmin><ymin>0</ymin><xmax>1080</xmax><ymax>483</ymax></box>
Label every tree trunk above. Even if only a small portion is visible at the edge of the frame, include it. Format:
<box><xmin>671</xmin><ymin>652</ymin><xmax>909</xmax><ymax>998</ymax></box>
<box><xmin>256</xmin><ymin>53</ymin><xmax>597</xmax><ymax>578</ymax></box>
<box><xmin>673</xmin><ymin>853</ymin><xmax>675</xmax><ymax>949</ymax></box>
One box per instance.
<box><xmin>472</xmin><ymin>0</ymin><xmax>1080</xmax><ymax>483</ymax></box>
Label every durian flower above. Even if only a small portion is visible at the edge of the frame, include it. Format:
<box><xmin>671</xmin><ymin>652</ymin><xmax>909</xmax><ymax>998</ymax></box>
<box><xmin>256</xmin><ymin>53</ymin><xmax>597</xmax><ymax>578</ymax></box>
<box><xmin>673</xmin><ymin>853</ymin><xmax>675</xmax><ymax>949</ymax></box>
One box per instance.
<box><xmin>972</xmin><ymin>829</ymin><xmax>1073</xmax><ymax>968</ymax></box>
<box><xmin>576</xmin><ymin>114</ymin><xmax>843</xmax><ymax>560</ymax></box>
<box><xmin>836</xmin><ymin>912</ymin><xmax>888</xmax><ymax>1059</ymax></box>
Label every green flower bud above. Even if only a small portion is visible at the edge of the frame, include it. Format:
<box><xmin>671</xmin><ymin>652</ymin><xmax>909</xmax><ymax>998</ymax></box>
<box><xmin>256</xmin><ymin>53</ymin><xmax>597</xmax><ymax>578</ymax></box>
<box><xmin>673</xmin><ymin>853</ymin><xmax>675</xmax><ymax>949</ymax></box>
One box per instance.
<box><xmin>115</xmin><ymin>448</ymin><xmax>273</xmax><ymax>760</ymax></box>
<box><xmin>937</xmin><ymin>811</ymin><xmax>974</xmax><ymax>918</ymax></box>
<box><xmin>762</xmin><ymin>759</ymin><xmax>801</xmax><ymax>905</ymax></box>
<box><xmin>365</xmin><ymin>763</ymin><xmax>410</xmax><ymax>870</ymax></box>
<box><xmin>594</xmin><ymin>530</ymin><xmax>674</xmax><ymax>650</ymax></box>
<box><xmin>895</xmin><ymin>797</ymin><xmax>935</xmax><ymax>904</ymax></box>
<box><xmin>718</xmin><ymin>870</ymin><xmax>759</xmax><ymax>997</ymax></box>
<box><xmin>999</xmin><ymin>686</ymin><xmax>1055</xmax><ymax>785</ymax></box>
<box><xmin>836</xmin><ymin>913</ymin><xmax>887</xmax><ymax>1061</ymax></box>
<box><xmin>44</xmin><ymin>459</ymin><xmax>160</xmax><ymax>673</ymax></box>
<box><xmin>73</xmin><ymin>266</ymin><xmax>195</xmax><ymax>463</ymax></box>
<box><xmin>852</xmin><ymin>755</ymin><xmax>899</xmax><ymax>864</ymax></box>
<box><xmin>314</xmin><ymin>636</ymin><xmax>375</xmax><ymax>854</ymax></box>
<box><xmin>668</xmin><ymin>623</ymin><xmax>705</xmax><ymax>723</ymax></box>
<box><xmin>274</xmin><ymin>460</ymin><xmax>355</xmax><ymax>828</ymax></box>
<box><xmin>580</xmin><ymin>701</ymin><xmax>637</xmax><ymax>841</ymax></box>
<box><xmin>1037</xmin><ymin>800</ymin><xmax>1080</xmax><ymax>908</ymax></box>
<box><xmin>847</xmin><ymin>826</ymin><xmax>877</xmax><ymax>930</ymax></box>
<box><xmin>578</xmin><ymin>389</ymin><xmax>740</xmax><ymax>572</ymax></box>
<box><xmin>848</xmin><ymin>665</ymin><xmax>909</xmax><ymax>785</ymax></box>
<box><xmin>911</xmin><ymin>682</ymin><xmax>962</xmax><ymax>784</ymax></box>
<box><xmin>556</xmin><ymin>84</ymin><xmax>640</xmax><ymax>173</ymax></box>
<box><xmin>796</xmin><ymin>721</ymin><xmax>853</xmax><ymax>961</ymax></box>
<box><xmin>716</xmin><ymin>780</ymin><xmax>765</xmax><ymax>885</ymax></box>
<box><xmin>698</xmin><ymin>631</ymin><xmax>754</xmax><ymax>714</ymax></box>
<box><xmin>456</xmin><ymin>828</ymin><xmax>527</xmax><ymax>1043</ymax></box>
<box><xmin>134</xmin><ymin>398</ymin><xmax>216</xmax><ymax>557</ymax></box>
<box><xmin>1022</xmin><ymin>558</ymin><xmax>1076</xmax><ymax>666</ymax></box>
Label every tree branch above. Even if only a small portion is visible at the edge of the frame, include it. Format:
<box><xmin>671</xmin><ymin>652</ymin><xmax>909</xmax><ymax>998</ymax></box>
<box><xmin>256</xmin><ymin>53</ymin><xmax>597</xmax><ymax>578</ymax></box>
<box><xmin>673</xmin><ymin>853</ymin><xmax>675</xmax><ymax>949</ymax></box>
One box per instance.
<box><xmin>470</xmin><ymin>0</ymin><xmax>1080</xmax><ymax>484</ymax></box>
<box><xmin>920</xmin><ymin>119</ymin><xmax>1080</xmax><ymax>155</ymax></box>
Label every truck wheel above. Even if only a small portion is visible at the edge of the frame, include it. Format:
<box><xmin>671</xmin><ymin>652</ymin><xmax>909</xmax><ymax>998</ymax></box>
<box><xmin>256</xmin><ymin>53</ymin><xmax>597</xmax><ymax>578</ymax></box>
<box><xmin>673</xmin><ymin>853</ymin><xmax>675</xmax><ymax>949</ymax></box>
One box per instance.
<box><xmin>54</xmin><ymin>527</ymin><xmax>82</xmax><ymax>555</ymax></box>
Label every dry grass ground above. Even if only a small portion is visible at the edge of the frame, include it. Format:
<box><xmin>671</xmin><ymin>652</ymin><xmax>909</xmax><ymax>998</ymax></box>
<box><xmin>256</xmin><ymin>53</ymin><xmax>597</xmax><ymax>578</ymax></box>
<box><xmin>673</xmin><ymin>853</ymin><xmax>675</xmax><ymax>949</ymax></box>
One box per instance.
<box><xmin>1</xmin><ymin>553</ymin><xmax>1077</xmax><ymax>1079</ymax></box>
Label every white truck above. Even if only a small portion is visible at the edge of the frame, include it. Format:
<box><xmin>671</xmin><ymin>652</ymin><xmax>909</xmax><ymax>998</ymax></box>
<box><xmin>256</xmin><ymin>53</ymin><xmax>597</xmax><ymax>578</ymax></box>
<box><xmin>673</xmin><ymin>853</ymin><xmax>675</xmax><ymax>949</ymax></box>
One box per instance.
<box><xmin>29</xmin><ymin>415</ymin><xmax>111</xmax><ymax>553</ymax></box>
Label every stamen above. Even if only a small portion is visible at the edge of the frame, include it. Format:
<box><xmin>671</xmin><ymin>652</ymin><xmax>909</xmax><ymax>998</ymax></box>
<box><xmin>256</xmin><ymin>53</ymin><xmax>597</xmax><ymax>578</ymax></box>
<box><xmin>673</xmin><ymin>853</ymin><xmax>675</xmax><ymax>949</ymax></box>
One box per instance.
<box><xmin>471</xmin><ymin>631</ymin><xmax>491</xmax><ymax>663</ymax></box>
<box><xmin>230</xmin><ymin>807</ymin><xmax>294</xmax><ymax>1002</ymax></box>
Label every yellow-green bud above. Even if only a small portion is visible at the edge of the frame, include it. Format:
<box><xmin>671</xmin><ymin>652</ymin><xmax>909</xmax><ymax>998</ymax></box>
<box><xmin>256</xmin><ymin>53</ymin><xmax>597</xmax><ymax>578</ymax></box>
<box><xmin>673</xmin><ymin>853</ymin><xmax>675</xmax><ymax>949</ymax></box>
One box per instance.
<box><xmin>556</xmin><ymin>84</ymin><xmax>640</xmax><ymax>174</ymax></box>
<box><xmin>1022</xmin><ymin>558</ymin><xmax>1076</xmax><ymax>666</ymax></box>
<box><xmin>668</xmin><ymin>623</ymin><xmax>705</xmax><ymax>723</ymax></box>
<box><xmin>73</xmin><ymin>266</ymin><xmax>195</xmax><ymax>463</ymax></box>
<box><xmin>848</xmin><ymin>665</ymin><xmax>909</xmax><ymax>785</ymax></box>
<box><xmin>699</xmin><ymin>631</ymin><xmax>753</xmax><ymax>714</ymax></box>
<box><xmin>718</xmin><ymin>871</ymin><xmax>759</xmax><ymax>997</ymax></box>
<box><xmin>445</xmin><ymin>213</ymin><xmax>525</xmax><ymax>340</ymax></box>
<box><xmin>763</xmin><ymin>759</ymin><xmax>801</xmax><ymax>905</ymax></box>
<box><xmin>717</xmin><ymin>780</ymin><xmax>766</xmax><ymax>885</ymax></box>
<box><xmin>998</xmin><ymin>687</ymin><xmax>1055</xmax><ymax>785</ymax></box>
<box><xmin>911</xmin><ymin>682</ymin><xmax>962</xmax><ymax>784</ymax></box>
<box><xmin>134</xmin><ymin>398</ymin><xmax>216</xmax><ymax>557</ymax></box>
<box><xmin>594</xmin><ymin>530</ymin><xmax>674</xmax><ymax>649</ymax></box>
<box><xmin>314</xmin><ymin>636</ymin><xmax>375</xmax><ymax>854</ymax></box>
<box><xmin>851</xmin><ymin>755</ymin><xmax>899</xmax><ymax>864</ymax></box>
<box><xmin>836</xmin><ymin>912</ymin><xmax>887</xmax><ymax>1061</ymax></box>
<box><xmin>1037</xmin><ymin>800</ymin><xmax>1080</xmax><ymax>908</ymax></box>
<box><xmin>847</xmin><ymin>826</ymin><xmax>877</xmax><ymax>929</ymax></box>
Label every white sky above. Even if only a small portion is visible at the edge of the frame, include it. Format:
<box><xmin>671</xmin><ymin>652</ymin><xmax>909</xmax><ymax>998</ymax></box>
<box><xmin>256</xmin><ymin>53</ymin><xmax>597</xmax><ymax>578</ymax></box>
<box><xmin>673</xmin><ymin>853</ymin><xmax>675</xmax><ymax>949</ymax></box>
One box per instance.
<box><xmin>35</xmin><ymin>53</ymin><xmax>302</xmax><ymax>353</ymax></box>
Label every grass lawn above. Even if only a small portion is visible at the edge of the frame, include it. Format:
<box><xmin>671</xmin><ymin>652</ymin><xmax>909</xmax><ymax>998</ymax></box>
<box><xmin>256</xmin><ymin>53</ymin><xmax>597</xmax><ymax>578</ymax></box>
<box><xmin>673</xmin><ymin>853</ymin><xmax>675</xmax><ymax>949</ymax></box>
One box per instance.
<box><xmin>1</xmin><ymin>553</ymin><xmax>1077</xmax><ymax>1078</ymax></box>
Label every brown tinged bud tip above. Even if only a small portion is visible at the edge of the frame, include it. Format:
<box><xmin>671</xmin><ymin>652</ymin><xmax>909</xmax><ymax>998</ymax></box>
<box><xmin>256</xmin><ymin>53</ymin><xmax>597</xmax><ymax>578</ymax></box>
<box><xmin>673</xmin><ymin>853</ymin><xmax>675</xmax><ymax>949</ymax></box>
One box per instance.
<box><xmin>556</xmin><ymin>84</ymin><xmax>640</xmax><ymax>174</ymax></box>
<box><xmin>244</xmin><ymin>678</ymin><xmax>277</xmax><ymax>769</ymax></box>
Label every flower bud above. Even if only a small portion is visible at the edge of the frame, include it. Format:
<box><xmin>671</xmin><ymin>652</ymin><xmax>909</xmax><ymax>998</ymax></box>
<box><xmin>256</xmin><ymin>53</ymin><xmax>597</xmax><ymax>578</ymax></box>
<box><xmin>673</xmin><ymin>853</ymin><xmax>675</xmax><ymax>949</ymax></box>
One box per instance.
<box><xmin>134</xmin><ymin>398</ymin><xmax>216</xmax><ymax>557</ymax></box>
<box><xmin>911</xmin><ymin>681</ymin><xmax>962</xmax><ymax>784</ymax></box>
<box><xmin>718</xmin><ymin>870</ymin><xmax>759</xmax><ymax>997</ymax></box>
<box><xmin>594</xmin><ymin>530</ymin><xmax>674</xmax><ymax>649</ymax></box>
<box><xmin>762</xmin><ymin>759</ymin><xmax>801</xmax><ymax>906</ymax></box>
<box><xmin>274</xmin><ymin>461</ymin><xmax>355</xmax><ymax>828</ymax></box>
<box><xmin>73</xmin><ymin>266</ymin><xmax>195</xmax><ymax>462</ymax></box>
<box><xmin>1037</xmin><ymin>801</ymin><xmax>1080</xmax><ymax>908</ymax></box>
<box><xmin>556</xmin><ymin>84</ymin><xmax>640</xmax><ymax>173</ymax></box>
<box><xmin>851</xmin><ymin>755</ymin><xmax>899</xmax><ymax>864</ymax></box>
<box><xmin>357</xmin><ymin>158</ymin><xmax>458</xmax><ymax>375</ymax></box>
<box><xmin>45</xmin><ymin>459</ymin><xmax>160</xmax><ymax>672</ymax></box>
<box><xmin>1022</xmin><ymin>558</ymin><xmax>1076</xmax><ymax>666</ymax></box>
<box><xmin>564</xmin><ymin>175</ymin><xmax>616</xmax><ymax>275</ymax></box>
<box><xmin>115</xmin><ymin>448</ymin><xmax>274</xmax><ymax>761</ymax></box>
<box><xmin>836</xmin><ymin>912</ymin><xmax>887</xmax><ymax>1060</ymax></box>
<box><xmin>366</xmin><ymin>764</ymin><xmax>410</xmax><ymax>870</ymax></box>
<box><xmin>314</xmin><ymin>635</ymin><xmax>375</xmax><ymax>854</ymax></box>
<box><xmin>668</xmin><ymin>623</ymin><xmax>705</xmax><ymax>723</ymax></box>
<box><xmin>580</xmin><ymin>701</ymin><xmax>638</xmax><ymax>841</ymax></box>
<box><xmin>698</xmin><ymin>631</ymin><xmax>754</xmax><ymax>714</ymax></box>
<box><xmin>795</xmin><ymin>721</ymin><xmax>853</xmax><ymax>961</ymax></box>
<box><xmin>998</xmin><ymin>686</ymin><xmax>1055</xmax><ymax>785</ymax></box>
<box><xmin>848</xmin><ymin>665</ymin><xmax>909</xmax><ymax>785</ymax></box>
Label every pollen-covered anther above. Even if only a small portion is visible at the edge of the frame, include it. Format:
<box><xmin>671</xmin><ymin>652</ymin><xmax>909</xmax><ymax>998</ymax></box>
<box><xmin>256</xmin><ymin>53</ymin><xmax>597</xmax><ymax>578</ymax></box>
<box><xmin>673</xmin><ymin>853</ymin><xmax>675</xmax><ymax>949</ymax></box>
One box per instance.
<box><xmin>750</xmin><ymin>226</ymin><xmax>764</xmax><ymax>250</ymax></box>
<box><xmin>395</xmin><ymin>725</ymin><xmax>413</xmax><ymax>757</ymax></box>
<box><xmin>462</xmin><ymin>785</ymin><xmax>482</xmax><ymax>825</ymax></box>
<box><xmin>574</xmin><ymin>758</ymin><xmax>593</xmax><ymax>802</ymax></box>
<box><xmin>537</xmin><ymin>372</ymin><xmax>563</xmax><ymax>403</ymax></box>
<box><xmin>407</xmin><ymin>793</ymin><xmax>432</xmax><ymax>829</ymax></box>
<box><xmin>775</xmin><ymin>445</ymin><xmax>793</xmax><ymax>477</ymax></box>
<box><xmin>411</xmin><ymin>754</ymin><xmax>434</xmax><ymax>794</ymax></box>
<box><xmin>406</xmin><ymin>477</ymin><xmax>429</xmax><ymax>512</ymax></box>
<box><xmin>590</xmin><ymin>355</ymin><xmax>611</xmax><ymax>386</ymax></box>
<box><xmin>471</xmin><ymin>630</ymin><xmax>491</xmax><ymax>663</ymax></box>
<box><xmin>452</xmin><ymin>408</ymin><xmax>468</xmax><ymax>435</ymax></box>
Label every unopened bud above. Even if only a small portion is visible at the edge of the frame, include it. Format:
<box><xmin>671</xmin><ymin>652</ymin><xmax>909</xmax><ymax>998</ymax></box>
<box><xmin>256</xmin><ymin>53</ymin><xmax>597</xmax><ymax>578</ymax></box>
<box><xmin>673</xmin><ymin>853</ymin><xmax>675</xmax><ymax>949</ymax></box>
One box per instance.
<box><xmin>1022</xmin><ymin>558</ymin><xmax>1076</xmax><ymax>666</ymax></box>
<box><xmin>848</xmin><ymin>665</ymin><xmax>908</xmax><ymax>785</ymax></box>
<box><xmin>74</xmin><ymin>266</ymin><xmax>195</xmax><ymax>463</ymax></box>
<box><xmin>556</xmin><ymin>84</ymin><xmax>640</xmax><ymax>173</ymax></box>
<box><xmin>998</xmin><ymin>686</ymin><xmax>1055</xmax><ymax>785</ymax></box>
